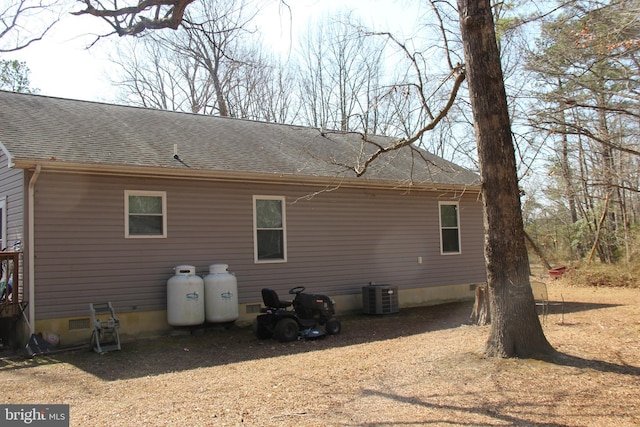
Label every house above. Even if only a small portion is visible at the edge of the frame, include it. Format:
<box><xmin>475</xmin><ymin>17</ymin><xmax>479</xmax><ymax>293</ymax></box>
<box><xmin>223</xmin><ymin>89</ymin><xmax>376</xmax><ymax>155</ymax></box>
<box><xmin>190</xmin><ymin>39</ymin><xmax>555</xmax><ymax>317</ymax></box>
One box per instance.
<box><xmin>0</xmin><ymin>90</ymin><xmax>486</xmax><ymax>346</ymax></box>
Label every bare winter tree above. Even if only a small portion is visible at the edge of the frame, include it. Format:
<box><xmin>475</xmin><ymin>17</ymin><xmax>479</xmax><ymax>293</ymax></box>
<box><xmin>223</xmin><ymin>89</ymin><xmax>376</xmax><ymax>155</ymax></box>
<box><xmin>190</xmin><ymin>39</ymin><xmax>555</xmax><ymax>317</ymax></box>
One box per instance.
<box><xmin>110</xmin><ymin>35</ymin><xmax>215</xmax><ymax>112</ymax></box>
<box><xmin>293</xmin><ymin>9</ymin><xmax>475</xmax><ymax>169</ymax></box>
<box><xmin>177</xmin><ymin>0</ymin><xmax>262</xmax><ymax>117</ymax></box>
<box><xmin>224</xmin><ymin>49</ymin><xmax>298</xmax><ymax>123</ymax></box>
<box><xmin>1</xmin><ymin>0</ymin><xmax>61</xmax><ymax>52</ymax></box>
<box><xmin>295</xmin><ymin>12</ymin><xmax>391</xmax><ymax>134</ymax></box>
<box><xmin>110</xmin><ymin>0</ymin><xmax>295</xmax><ymax>121</ymax></box>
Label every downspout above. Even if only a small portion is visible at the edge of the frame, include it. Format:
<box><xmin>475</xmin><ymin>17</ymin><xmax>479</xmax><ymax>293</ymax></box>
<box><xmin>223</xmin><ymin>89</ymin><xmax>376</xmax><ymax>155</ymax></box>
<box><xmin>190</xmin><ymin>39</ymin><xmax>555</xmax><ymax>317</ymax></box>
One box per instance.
<box><xmin>28</xmin><ymin>164</ymin><xmax>41</xmax><ymax>335</ymax></box>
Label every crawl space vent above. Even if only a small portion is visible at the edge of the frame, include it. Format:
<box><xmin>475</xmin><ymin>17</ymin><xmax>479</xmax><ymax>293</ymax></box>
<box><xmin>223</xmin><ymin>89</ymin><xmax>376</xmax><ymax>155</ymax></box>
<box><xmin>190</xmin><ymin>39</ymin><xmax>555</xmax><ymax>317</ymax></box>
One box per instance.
<box><xmin>68</xmin><ymin>318</ymin><xmax>90</xmax><ymax>330</ymax></box>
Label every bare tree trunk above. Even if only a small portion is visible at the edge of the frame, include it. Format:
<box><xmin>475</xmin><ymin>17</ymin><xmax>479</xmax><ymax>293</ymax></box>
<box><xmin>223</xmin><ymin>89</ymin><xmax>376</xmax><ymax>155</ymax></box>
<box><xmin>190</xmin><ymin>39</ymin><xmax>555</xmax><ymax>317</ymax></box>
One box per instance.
<box><xmin>587</xmin><ymin>191</ymin><xmax>612</xmax><ymax>265</ymax></box>
<box><xmin>559</xmin><ymin>124</ymin><xmax>585</xmax><ymax>258</ymax></box>
<box><xmin>456</xmin><ymin>0</ymin><xmax>554</xmax><ymax>358</ymax></box>
<box><xmin>469</xmin><ymin>283</ymin><xmax>490</xmax><ymax>326</ymax></box>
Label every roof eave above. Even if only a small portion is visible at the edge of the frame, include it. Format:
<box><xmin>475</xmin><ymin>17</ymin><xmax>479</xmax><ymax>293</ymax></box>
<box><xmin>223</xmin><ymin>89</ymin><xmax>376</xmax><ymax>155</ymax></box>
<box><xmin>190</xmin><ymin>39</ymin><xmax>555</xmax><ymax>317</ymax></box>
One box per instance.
<box><xmin>10</xmin><ymin>159</ymin><xmax>480</xmax><ymax>193</ymax></box>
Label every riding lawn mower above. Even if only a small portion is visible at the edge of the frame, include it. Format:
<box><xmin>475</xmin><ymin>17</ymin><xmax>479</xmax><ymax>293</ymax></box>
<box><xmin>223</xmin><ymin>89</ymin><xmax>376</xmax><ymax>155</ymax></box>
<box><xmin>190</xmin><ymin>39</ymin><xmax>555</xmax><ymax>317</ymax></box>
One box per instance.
<box><xmin>253</xmin><ymin>286</ymin><xmax>342</xmax><ymax>342</ymax></box>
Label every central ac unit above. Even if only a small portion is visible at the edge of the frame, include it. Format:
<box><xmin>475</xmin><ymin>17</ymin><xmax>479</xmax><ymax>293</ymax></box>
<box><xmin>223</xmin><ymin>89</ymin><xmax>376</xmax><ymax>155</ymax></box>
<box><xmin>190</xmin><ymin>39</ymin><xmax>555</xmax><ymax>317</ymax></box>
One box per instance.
<box><xmin>362</xmin><ymin>284</ymin><xmax>399</xmax><ymax>314</ymax></box>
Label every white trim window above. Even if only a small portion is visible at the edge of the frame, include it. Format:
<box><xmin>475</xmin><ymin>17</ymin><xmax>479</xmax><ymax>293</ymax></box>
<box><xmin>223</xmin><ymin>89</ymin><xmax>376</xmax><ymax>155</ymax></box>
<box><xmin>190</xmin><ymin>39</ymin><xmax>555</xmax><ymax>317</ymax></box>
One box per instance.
<box><xmin>125</xmin><ymin>190</ymin><xmax>167</xmax><ymax>238</ymax></box>
<box><xmin>253</xmin><ymin>196</ymin><xmax>287</xmax><ymax>263</ymax></box>
<box><xmin>439</xmin><ymin>201</ymin><xmax>461</xmax><ymax>254</ymax></box>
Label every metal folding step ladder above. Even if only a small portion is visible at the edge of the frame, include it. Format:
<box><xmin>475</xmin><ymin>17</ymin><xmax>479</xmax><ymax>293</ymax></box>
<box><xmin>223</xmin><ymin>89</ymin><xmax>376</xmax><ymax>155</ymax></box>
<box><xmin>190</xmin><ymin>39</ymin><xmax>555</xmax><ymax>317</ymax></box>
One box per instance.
<box><xmin>89</xmin><ymin>302</ymin><xmax>121</xmax><ymax>353</ymax></box>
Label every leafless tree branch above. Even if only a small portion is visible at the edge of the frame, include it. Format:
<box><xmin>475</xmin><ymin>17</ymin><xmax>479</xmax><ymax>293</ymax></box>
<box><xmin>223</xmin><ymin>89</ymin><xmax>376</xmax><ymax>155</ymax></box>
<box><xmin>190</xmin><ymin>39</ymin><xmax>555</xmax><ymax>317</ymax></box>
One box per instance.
<box><xmin>326</xmin><ymin>63</ymin><xmax>466</xmax><ymax>177</ymax></box>
<box><xmin>72</xmin><ymin>0</ymin><xmax>196</xmax><ymax>36</ymax></box>
<box><xmin>533</xmin><ymin>120</ymin><xmax>640</xmax><ymax>157</ymax></box>
<box><xmin>0</xmin><ymin>0</ymin><xmax>60</xmax><ymax>52</ymax></box>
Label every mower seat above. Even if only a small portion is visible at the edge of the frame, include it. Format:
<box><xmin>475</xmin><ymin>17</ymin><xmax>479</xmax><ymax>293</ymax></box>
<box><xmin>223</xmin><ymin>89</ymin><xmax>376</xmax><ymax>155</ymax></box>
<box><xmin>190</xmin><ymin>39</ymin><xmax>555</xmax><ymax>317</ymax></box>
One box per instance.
<box><xmin>261</xmin><ymin>288</ymin><xmax>292</xmax><ymax>310</ymax></box>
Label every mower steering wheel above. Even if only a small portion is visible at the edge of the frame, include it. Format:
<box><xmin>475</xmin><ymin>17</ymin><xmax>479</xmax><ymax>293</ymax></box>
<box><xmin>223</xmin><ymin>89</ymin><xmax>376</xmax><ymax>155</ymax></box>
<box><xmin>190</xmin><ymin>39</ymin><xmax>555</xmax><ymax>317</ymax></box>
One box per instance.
<box><xmin>289</xmin><ymin>286</ymin><xmax>305</xmax><ymax>295</ymax></box>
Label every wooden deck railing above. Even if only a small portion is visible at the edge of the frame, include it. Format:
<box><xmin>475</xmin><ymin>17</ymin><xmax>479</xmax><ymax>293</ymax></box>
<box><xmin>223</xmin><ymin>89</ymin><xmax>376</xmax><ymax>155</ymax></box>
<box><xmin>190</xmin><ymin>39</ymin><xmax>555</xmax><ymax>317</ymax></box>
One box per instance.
<box><xmin>0</xmin><ymin>251</ymin><xmax>24</xmax><ymax>318</ymax></box>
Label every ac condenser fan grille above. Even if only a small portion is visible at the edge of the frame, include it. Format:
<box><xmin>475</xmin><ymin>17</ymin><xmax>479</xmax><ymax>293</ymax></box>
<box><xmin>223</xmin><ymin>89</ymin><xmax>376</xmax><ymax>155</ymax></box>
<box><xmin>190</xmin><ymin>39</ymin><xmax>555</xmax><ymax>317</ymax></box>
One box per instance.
<box><xmin>362</xmin><ymin>285</ymin><xmax>399</xmax><ymax>314</ymax></box>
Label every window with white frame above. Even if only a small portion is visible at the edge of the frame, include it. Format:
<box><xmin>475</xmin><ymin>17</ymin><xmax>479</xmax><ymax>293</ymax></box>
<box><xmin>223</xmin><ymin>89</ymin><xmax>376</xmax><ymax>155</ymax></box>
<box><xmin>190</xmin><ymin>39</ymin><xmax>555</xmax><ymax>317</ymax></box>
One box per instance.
<box><xmin>125</xmin><ymin>191</ymin><xmax>167</xmax><ymax>238</ymax></box>
<box><xmin>253</xmin><ymin>196</ymin><xmax>287</xmax><ymax>262</ymax></box>
<box><xmin>439</xmin><ymin>202</ymin><xmax>460</xmax><ymax>254</ymax></box>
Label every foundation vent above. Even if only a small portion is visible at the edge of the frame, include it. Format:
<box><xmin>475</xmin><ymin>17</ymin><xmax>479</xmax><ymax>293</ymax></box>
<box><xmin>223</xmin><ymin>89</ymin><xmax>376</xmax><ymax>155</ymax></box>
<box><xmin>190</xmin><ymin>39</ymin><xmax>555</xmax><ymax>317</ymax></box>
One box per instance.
<box><xmin>68</xmin><ymin>318</ymin><xmax>90</xmax><ymax>330</ymax></box>
<box><xmin>245</xmin><ymin>304</ymin><xmax>262</xmax><ymax>314</ymax></box>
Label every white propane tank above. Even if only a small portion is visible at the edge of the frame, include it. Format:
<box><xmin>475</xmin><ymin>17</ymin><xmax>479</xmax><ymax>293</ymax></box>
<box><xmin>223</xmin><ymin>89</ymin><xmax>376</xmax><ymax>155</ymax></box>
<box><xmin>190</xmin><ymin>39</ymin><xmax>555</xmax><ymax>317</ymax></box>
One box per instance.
<box><xmin>167</xmin><ymin>265</ymin><xmax>205</xmax><ymax>326</ymax></box>
<box><xmin>204</xmin><ymin>263</ymin><xmax>239</xmax><ymax>323</ymax></box>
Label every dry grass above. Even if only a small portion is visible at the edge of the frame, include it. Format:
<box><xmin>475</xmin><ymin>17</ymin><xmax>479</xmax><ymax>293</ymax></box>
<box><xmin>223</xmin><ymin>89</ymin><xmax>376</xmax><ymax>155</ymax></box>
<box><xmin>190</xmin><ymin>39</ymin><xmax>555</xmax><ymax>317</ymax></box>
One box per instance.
<box><xmin>1</xmin><ymin>280</ymin><xmax>639</xmax><ymax>426</ymax></box>
<box><xmin>563</xmin><ymin>264</ymin><xmax>640</xmax><ymax>289</ymax></box>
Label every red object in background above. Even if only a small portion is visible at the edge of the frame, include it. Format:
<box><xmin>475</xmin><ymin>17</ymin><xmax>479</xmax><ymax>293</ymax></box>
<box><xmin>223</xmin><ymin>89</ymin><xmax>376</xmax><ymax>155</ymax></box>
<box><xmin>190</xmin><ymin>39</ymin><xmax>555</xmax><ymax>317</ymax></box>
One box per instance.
<box><xmin>549</xmin><ymin>266</ymin><xmax>567</xmax><ymax>279</ymax></box>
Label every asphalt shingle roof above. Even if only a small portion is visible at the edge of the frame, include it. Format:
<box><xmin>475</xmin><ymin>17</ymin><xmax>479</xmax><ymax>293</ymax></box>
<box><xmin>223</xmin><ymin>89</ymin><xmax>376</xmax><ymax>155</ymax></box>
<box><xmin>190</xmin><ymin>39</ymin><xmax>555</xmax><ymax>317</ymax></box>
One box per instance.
<box><xmin>0</xmin><ymin>91</ymin><xmax>479</xmax><ymax>188</ymax></box>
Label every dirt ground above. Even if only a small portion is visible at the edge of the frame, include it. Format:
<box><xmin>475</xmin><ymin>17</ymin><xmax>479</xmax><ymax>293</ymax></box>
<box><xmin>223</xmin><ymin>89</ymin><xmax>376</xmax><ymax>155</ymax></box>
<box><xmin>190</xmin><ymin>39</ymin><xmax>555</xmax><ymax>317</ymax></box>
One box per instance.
<box><xmin>0</xmin><ymin>279</ymin><xmax>639</xmax><ymax>427</ymax></box>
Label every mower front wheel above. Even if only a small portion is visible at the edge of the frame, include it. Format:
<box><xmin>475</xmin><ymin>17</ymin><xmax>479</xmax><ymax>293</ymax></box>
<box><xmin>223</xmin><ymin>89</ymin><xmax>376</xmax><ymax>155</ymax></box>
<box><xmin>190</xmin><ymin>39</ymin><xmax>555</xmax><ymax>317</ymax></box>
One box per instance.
<box><xmin>274</xmin><ymin>318</ymin><xmax>299</xmax><ymax>342</ymax></box>
<box><xmin>325</xmin><ymin>318</ymin><xmax>342</xmax><ymax>335</ymax></box>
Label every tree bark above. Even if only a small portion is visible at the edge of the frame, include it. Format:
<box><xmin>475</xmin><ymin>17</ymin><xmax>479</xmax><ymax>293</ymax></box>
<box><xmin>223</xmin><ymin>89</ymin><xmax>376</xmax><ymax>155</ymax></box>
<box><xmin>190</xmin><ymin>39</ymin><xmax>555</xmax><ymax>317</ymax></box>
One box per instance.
<box><xmin>456</xmin><ymin>0</ymin><xmax>554</xmax><ymax>357</ymax></box>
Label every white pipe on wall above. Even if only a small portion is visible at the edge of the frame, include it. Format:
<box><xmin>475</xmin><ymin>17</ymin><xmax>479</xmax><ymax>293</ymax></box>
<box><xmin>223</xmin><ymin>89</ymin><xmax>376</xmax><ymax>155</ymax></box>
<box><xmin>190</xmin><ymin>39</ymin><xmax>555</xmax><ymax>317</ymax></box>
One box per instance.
<box><xmin>28</xmin><ymin>164</ymin><xmax>41</xmax><ymax>335</ymax></box>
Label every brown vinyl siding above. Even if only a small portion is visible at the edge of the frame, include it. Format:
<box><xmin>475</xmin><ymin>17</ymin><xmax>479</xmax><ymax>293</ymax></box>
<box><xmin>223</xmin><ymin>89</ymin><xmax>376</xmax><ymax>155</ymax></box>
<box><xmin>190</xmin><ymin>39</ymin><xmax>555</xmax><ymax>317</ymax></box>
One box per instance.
<box><xmin>0</xmin><ymin>151</ymin><xmax>24</xmax><ymax>249</ymax></box>
<box><xmin>33</xmin><ymin>172</ymin><xmax>485</xmax><ymax>319</ymax></box>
